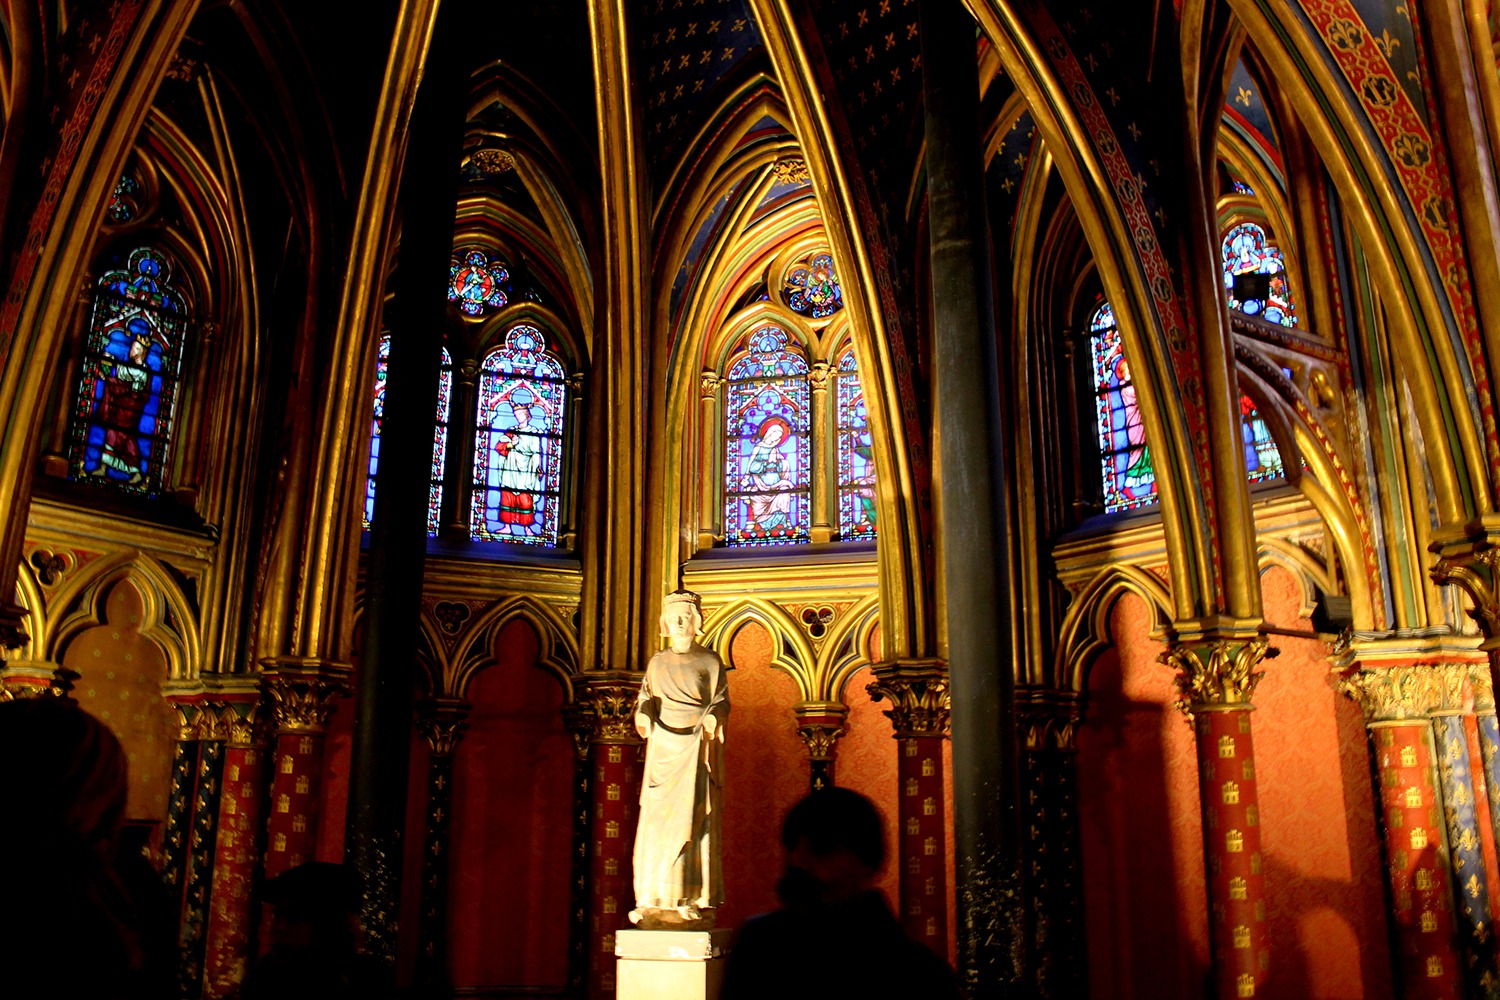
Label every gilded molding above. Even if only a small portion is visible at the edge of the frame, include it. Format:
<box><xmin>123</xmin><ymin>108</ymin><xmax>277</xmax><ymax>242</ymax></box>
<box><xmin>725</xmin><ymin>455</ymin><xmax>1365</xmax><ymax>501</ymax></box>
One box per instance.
<box><xmin>699</xmin><ymin>370</ymin><xmax>722</xmax><ymax>399</ymax></box>
<box><xmin>771</xmin><ymin>157</ymin><xmax>810</xmax><ymax>185</ymax></box>
<box><xmin>415</xmin><ymin>698</ymin><xmax>470</xmax><ymax>756</ymax></box>
<box><xmin>867</xmin><ymin>660</ymin><xmax>951</xmax><ymax>738</ymax></box>
<box><xmin>1339</xmin><ymin>662</ymin><xmax>1492</xmax><ymax>721</ymax></box>
<box><xmin>260</xmin><ymin>662</ymin><xmax>351</xmax><ymax>734</ymax></box>
<box><xmin>1160</xmin><ymin>637</ymin><xmax>1269</xmax><ymax>710</ymax></box>
<box><xmin>1431</xmin><ymin>544</ymin><xmax>1500</xmax><ymax>647</ymax></box>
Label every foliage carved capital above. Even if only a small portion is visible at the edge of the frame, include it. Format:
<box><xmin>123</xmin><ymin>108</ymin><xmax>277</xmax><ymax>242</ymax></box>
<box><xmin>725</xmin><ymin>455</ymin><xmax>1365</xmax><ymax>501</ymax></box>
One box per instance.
<box><xmin>699</xmin><ymin>370</ymin><xmax>722</xmax><ymax>399</ymax></box>
<box><xmin>574</xmin><ymin>674</ymin><xmax>644</xmax><ymax>747</ymax></box>
<box><xmin>1016</xmin><ymin>687</ymin><xmax>1081</xmax><ymax>751</ymax></box>
<box><xmin>415</xmin><ymin>698</ymin><xmax>470</xmax><ymax>756</ymax></box>
<box><xmin>1339</xmin><ymin>662</ymin><xmax>1491</xmax><ymax>721</ymax></box>
<box><xmin>1160</xmin><ymin>636</ymin><xmax>1268</xmax><ymax>710</ymax></box>
<box><xmin>260</xmin><ymin>660</ymin><xmax>351</xmax><ymax>734</ymax></box>
<box><xmin>793</xmin><ymin>702</ymin><xmax>847</xmax><ymax>761</ymax></box>
<box><xmin>867</xmin><ymin>659</ymin><xmax>950</xmax><ymax>738</ymax></box>
<box><xmin>771</xmin><ymin>157</ymin><xmax>809</xmax><ymax>185</ymax></box>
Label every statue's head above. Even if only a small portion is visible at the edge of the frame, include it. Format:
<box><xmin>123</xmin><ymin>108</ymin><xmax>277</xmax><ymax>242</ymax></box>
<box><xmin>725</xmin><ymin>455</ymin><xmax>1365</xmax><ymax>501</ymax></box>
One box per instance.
<box><xmin>659</xmin><ymin>589</ymin><xmax>703</xmax><ymax>641</ymax></box>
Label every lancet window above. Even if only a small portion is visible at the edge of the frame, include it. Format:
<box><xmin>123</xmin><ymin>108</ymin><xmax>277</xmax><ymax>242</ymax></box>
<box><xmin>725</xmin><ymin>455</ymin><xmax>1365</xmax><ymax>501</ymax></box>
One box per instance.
<box><xmin>363</xmin><ymin>339</ymin><xmax>453</xmax><ymax>536</ymax></box>
<box><xmin>1240</xmin><ymin>394</ymin><xmax>1284</xmax><ymax>483</ymax></box>
<box><xmin>471</xmin><ymin>324</ymin><xmax>568</xmax><ymax>547</ymax></box>
<box><xmin>67</xmin><ymin>246</ymin><xmax>189</xmax><ymax>496</ymax></box>
<box><xmin>1222</xmin><ymin>222</ymin><xmax>1297</xmax><ymax>327</ymax></box>
<box><xmin>836</xmin><ymin>348</ymin><xmax>877</xmax><ymax>539</ymax></box>
<box><xmin>724</xmin><ymin>326</ymin><xmax>812</xmax><ymax>546</ymax></box>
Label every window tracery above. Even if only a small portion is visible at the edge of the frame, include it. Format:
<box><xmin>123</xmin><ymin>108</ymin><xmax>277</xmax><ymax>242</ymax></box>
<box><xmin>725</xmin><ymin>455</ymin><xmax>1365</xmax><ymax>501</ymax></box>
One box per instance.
<box><xmin>1221</xmin><ymin>222</ymin><xmax>1297</xmax><ymax>327</ymax></box>
<box><xmin>783</xmin><ymin>252</ymin><xmax>844</xmax><ymax>319</ymax></box>
<box><xmin>724</xmin><ymin>326</ymin><xmax>812</xmax><ymax>546</ymax></box>
<box><xmin>363</xmin><ymin>341</ymin><xmax>453</xmax><ymax>537</ymax></box>
<box><xmin>448</xmin><ymin>247</ymin><xmax>511</xmax><ymax>317</ymax></box>
<box><xmin>836</xmin><ymin>348</ymin><xmax>877</xmax><ymax>539</ymax></box>
<box><xmin>68</xmin><ymin>246</ymin><xmax>188</xmax><ymax>496</ymax></box>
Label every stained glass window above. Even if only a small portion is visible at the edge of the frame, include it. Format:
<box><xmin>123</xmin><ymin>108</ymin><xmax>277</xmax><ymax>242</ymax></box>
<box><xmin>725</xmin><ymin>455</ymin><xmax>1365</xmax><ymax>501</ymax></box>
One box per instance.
<box><xmin>68</xmin><ymin>247</ymin><xmax>188</xmax><ymax>495</ymax></box>
<box><xmin>1239</xmin><ymin>394</ymin><xmax>1284</xmax><ymax>483</ymax></box>
<box><xmin>364</xmin><ymin>342</ymin><xmax>453</xmax><ymax>536</ymax></box>
<box><xmin>448</xmin><ymin>248</ymin><xmax>511</xmax><ymax>317</ymax></box>
<box><xmin>429</xmin><ymin>348</ymin><xmax>453</xmax><ymax>535</ymax></box>
<box><xmin>1222</xmin><ymin>223</ymin><xmax>1296</xmax><ymax>327</ymax></box>
<box><xmin>836</xmin><ymin>348</ymin><xmax>877</xmax><ymax>540</ymax></box>
<box><xmin>364</xmin><ymin>334</ymin><xmax>391</xmax><ymax>531</ymax></box>
<box><xmin>472</xmin><ymin>324</ymin><xmax>567</xmax><ymax>546</ymax></box>
<box><xmin>107</xmin><ymin>175</ymin><xmax>140</xmax><ymax>223</ymax></box>
<box><xmin>1231</xmin><ymin>180</ymin><xmax>1255</xmax><ymax>196</ymax></box>
<box><xmin>1089</xmin><ymin>302</ymin><xmax>1158</xmax><ymax>512</ymax></box>
<box><xmin>784</xmin><ymin>252</ymin><xmax>844</xmax><ymax>318</ymax></box>
<box><xmin>725</xmin><ymin>326</ymin><xmax>811</xmax><ymax>545</ymax></box>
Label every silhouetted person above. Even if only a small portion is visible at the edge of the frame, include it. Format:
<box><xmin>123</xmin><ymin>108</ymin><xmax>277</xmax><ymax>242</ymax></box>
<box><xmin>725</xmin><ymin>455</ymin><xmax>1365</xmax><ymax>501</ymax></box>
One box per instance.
<box><xmin>721</xmin><ymin>787</ymin><xmax>960</xmax><ymax>1000</ymax></box>
<box><xmin>239</xmin><ymin>861</ymin><xmax>388</xmax><ymax>1000</ymax></box>
<box><xmin>0</xmin><ymin>696</ymin><xmax>162</xmax><ymax>998</ymax></box>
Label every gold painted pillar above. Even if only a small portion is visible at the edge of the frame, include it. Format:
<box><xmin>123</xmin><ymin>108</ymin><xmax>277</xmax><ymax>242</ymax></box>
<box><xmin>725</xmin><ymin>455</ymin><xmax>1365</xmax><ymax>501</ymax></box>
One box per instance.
<box><xmin>697</xmin><ymin>371</ymin><xmax>723</xmax><ymax>549</ymax></box>
<box><xmin>793</xmin><ymin>700</ymin><xmax>847</xmax><ymax>792</ymax></box>
<box><xmin>414</xmin><ymin>698</ymin><xmax>470</xmax><ymax>991</ymax></box>
<box><xmin>868</xmin><ymin>660</ymin><xmax>951</xmax><ymax>954</ymax></box>
<box><xmin>808</xmin><ymin>361</ymin><xmax>834</xmax><ymax>543</ymax></box>
<box><xmin>1160</xmin><ymin>629</ymin><xmax>1270</xmax><ymax>1000</ymax></box>
<box><xmin>576</xmin><ymin>676</ymin><xmax>644</xmax><ymax>1000</ymax></box>
<box><xmin>260</xmin><ymin>663</ymin><xmax>349</xmax><ymax>878</ymax></box>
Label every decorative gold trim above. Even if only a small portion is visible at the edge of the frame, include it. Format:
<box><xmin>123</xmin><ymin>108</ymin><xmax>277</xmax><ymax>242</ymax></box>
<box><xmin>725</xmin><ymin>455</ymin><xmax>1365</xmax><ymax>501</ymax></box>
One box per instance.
<box><xmin>867</xmin><ymin>660</ymin><xmax>951</xmax><ymax>738</ymax></box>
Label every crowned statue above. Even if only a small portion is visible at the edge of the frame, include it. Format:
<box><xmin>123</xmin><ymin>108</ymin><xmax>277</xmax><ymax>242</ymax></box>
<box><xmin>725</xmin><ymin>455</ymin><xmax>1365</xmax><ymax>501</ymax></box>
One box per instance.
<box><xmin>628</xmin><ymin>589</ymin><xmax>730</xmax><ymax>929</ymax></box>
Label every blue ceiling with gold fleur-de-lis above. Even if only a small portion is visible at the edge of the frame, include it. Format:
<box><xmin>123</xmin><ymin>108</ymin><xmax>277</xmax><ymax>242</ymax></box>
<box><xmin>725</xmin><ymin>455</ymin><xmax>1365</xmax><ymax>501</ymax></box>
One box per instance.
<box><xmin>639</xmin><ymin>0</ymin><xmax>767</xmax><ymax>190</ymax></box>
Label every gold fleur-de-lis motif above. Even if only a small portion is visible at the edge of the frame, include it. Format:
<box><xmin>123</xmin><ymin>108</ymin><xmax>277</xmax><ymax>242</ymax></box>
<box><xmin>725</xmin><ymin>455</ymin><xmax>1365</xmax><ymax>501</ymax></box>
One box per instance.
<box><xmin>1235</xmin><ymin>87</ymin><xmax>1253</xmax><ymax>107</ymax></box>
<box><xmin>1375</xmin><ymin>28</ymin><xmax>1401</xmax><ymax>57</ymax></box>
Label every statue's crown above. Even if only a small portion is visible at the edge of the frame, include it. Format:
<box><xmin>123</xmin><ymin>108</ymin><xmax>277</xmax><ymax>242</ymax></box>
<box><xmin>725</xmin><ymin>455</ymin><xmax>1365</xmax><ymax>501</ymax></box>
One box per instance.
<box><xmin>662</xmin><ymin>589</ymin><xmax>701</xmax><ymax>614</ymax></box>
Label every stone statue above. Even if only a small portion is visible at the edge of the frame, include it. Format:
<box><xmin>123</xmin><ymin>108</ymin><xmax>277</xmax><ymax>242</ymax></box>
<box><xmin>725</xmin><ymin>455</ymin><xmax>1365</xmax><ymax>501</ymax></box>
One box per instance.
<box><xmin>628</xmin><ymin>590</ymin><xmax>729</xmax><ymax>928</ymax></box>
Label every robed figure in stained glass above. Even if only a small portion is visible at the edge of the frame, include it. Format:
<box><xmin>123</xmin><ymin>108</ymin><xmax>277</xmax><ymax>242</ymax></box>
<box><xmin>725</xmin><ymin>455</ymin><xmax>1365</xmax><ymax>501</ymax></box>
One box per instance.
<box><xmin>92</xmin><ymin>319</ymin><xmax>159</xmax><ymax>484</ymax></box>
<box><xmin>744</xmin><ymin>416</ymin><xmax>795</xmax><ymax>532</ymax></box>
<box><xmin>724</xmin><ymin>326</ymin><xmax>811</xmax><ymax>545</ymax></box>
<box><xmin>494</xmin><ymin>404</ymin><xmax>543</xmax><ymax>526</ymax></box>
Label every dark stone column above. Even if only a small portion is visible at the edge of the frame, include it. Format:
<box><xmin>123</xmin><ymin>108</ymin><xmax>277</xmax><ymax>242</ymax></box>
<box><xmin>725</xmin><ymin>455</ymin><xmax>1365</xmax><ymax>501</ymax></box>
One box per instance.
<box><xmin>919</xmin><ymin>0</ymin><xmax>1021</xmax><ymax>989</ymax></box>
<box><xmin>413</xmin><ymin>698</ymin><xmax>469</xmax><ymax>992</ymax></box>
<box><xmin>345</xmin><ymin>0</ymin><xmax>469</xmax><ymax>972</ymax></box>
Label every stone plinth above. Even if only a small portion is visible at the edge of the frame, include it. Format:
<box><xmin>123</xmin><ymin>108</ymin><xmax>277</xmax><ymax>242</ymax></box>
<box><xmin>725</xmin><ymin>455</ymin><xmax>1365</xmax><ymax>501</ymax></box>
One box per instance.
<box><xmin>615</xmin><ymin>929</ymin><xmax>732</xmax><ymax>1000</ymax></box>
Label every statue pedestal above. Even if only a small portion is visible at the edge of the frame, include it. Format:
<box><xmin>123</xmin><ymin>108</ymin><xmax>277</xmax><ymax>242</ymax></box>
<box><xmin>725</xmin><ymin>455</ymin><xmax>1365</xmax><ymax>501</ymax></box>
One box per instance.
<box><xmin>615</xmin><ymin>929</ymin><xmax>732</xmax><ymax>1000</ymax></box>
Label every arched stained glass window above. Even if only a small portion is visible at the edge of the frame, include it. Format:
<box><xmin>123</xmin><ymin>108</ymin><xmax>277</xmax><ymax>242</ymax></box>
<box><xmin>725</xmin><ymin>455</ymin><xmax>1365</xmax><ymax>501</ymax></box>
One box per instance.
<box><xmin>364</xmin><ymin>334</ymin><xmax>391</xmax><ymax>530</ymax></box>
<box><xmin>472</xmin><ymin>324</ymin><xmax>567</xmax><ymax>546</ymax></box>
<box><xmin>725</xmin><ymin>326</ymin><xmax>811</xmax><ymax>546</ymax></box>
<box><xmin>429</xmin><ymin>348</ymin><xmax>453</xmax><ymax>534</ymax></box>
<box><xmin>1089</xmin><ymin>302</ymin><xmax>1158</xmax><ymax>512</ymax></box>
<box><xmin>1240</xmin><ymin>394</ymin><xmax>1284</xmax><ymax>483</ymax></box>
<box><xmin>68</xmin><ymin>246</ymin><xmax>188</xmax><ymax>495</ymax></box>
<box><xmin>1222</xmin><ymin>223</ymin><xmax>1296</xmax><ymax>327</ymax></box>
<box><xmin>836</xmin><ymin>348</ymin><xmax>877</xmax><ymax>539</ymax></box>
<box><xmin>448</xmin><ymin>248</ymin><xmax>511</xmax><ymax>317</ymax></box>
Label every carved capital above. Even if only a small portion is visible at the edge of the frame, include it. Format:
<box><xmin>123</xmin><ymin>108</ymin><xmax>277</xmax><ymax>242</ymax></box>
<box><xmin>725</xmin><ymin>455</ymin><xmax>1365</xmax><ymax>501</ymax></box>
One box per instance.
<box><xmin>260</xmin><ymin>660</ymin><xmax>352</xmax><ymax>734</ymax></box>
<box><xmin>1339</xmin><ymin>662</ymin><xmax>1488</xmax><ymax>721</ymax></box>
<box><xmin>794</xmin><ymin>702</ymin><xmax>847</xmax><ymax>761</ymax></box>
<box><xmin>1160</xmin><ymin>635</ymin><xmax>1268</xmax><ymax>710</ymax></box>
<box><xmin>0</xmin><ymin>662</ymin><xmax>74</xmax><ymax>702</ymax></box>
<box><xmin>1016</xmin><ymin>688</ymin><xmax>1081</xmax><ymax>751</ymax></box>
<box><xmin>416</xmin><ymin>698</ymin><xmax>471</xmax><ymax>756</ymax></box>
<box><xmin>867</xmin><ymin>660</ymin><xmax>950</xmax><ymax>738</ymax></box>
<box><xmin>808</xmin><ymin>362</ymin><xmax>832</xmax><ymax>394</ymax></box>
<box><xmin>1431</xmin><ymin>544</ymin><xmax>1500</xmax><ymax>646</ymax></box>
<box><xmin>699</xmin><ymin>370</ymin><xmax>722</xmax><ymax>400</ymax></box>
<box><xmin>575</xmin><ymin>674</ymin><xmax>644</xmax><ymax>746</ymax></box>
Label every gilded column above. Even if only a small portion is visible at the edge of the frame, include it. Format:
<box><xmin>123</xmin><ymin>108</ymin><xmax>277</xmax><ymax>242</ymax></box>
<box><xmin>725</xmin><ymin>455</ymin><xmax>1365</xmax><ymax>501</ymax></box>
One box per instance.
<box><xmin>1017</xmin><ymin>688</ymin><xmax>1084</xmax><ymax>999</ymax></box>
<box><xmin>578</xmin><ymin>676</ymin><xmax>643</xmax><ymax>1000</ymax></box>
<box><xmin>1339</xmin><ymin>659</ymin><xmax>1468</xmax><ymax>998</ymax></box>
<box><xmin>793</xmin><ymin>701</ymin><xmax>847</xmax><ymax>792</ymax></box>
<box><xmin>202</xmin><ymin>702</ymin><xmax>268</xmax><ymax>999</ymax></box>
<box><xmin>414</xmin><ymin>698</ymin><xmax>470</xmax><ymax>991</ymax></box>
<box><xmin>868</xmin><ymin>660</ymin><xmax>950</xmax><ymax>954</ymax></box>
<box><xmin>261</xmin><ymin>664</ymin><xmax>349</xmax><ymax>878</ymax></box>
<box><xmin>1161</xmin><ymin>631</ymin><xmax>1270</xmax><ymax>1000</ymax></box>
<box><xmin>808</xmin><ymin>362</ymin><xmax>834</xmax><ymax>543</ymax></box>
<box><xmin>697</xmin><ymin>371</ymin><xmax>722</xmax><ymax>549</ymax></box>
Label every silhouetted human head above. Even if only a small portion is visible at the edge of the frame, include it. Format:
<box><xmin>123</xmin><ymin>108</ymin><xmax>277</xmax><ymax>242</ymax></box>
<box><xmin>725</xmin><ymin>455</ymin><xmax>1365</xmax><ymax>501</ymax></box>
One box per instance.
<box><xmin>777</xmin><ymin>788</ymin><xmax>885</xmax><ymax>908</ymax></box>
<box><xmin>0</xmin><ymin>696</ymin><xmax>127</xmax><ymax>859</ymax></box>
<box><xmin>261</xmin><ymin>861</ymin><xmax>362</xmax><ymax>955</ymax></box>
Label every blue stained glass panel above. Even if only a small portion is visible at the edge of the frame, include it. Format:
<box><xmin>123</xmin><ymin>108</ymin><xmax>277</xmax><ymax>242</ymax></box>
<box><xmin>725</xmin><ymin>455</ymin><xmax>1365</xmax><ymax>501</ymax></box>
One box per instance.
<box><xmin>472</xmin><ymin>325</ymin><xmax>567</xmax><ymax>546</ymax></box>
<box><xmin>785</xmin><ymin>253</ymin><xmax>845</xmax><ymax>319</ymax></box>
<box><xmin>1240</xmin><ymin>394</ymin><xmax>1285</xmax><ymax>483</ymax></box>
<box><xmin>725</xmin><ymin>326</ymin><xmax>811</xmax><ymax>546</ymax></box>
<box><xmin>429</xmin><ymin>347</ymin><xmax>452</xmax><ymax>535</ymax></box>
<box><xmin>1222</xmin><ymin>223</ymin><xmax>1297</xmax><ymax>327</ymax></box>
<box><xmin>836</xmin><ymin>348</ymin><xmax>877</xmax><ymax>540</ymax></box>
<box><xmin>364</xmin><ymin>335</ymin><xmax>391</xmax><ymax>530</ymax></box>
<box><xmin>68</xmin><ymin>247</ymin><xmax>187</xmax><ymax>496</ymax></box>
<box><xmin>1089</xmin><ymin>302</ymin><xmax>1158</xmax><ymax>512</ymax></box>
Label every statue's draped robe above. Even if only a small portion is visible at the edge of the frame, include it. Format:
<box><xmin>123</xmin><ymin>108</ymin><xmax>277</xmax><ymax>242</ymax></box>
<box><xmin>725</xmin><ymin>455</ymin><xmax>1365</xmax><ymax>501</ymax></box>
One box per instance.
<box><xmin>632</xmin><ymin>647</ymin><xmax>729</xmax><ymax>911</ymax></box>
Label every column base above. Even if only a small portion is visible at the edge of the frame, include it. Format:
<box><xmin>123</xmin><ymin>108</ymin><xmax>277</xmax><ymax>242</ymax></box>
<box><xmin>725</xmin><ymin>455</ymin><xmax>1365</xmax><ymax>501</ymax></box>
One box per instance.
<box><xmin>615</xmin><ymin>929</ymin><xmax>732</xmax><ymax>1000</ymax></box>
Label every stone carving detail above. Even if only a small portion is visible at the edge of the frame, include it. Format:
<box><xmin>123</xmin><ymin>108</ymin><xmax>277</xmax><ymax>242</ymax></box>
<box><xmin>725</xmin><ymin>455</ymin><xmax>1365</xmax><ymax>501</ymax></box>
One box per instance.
<box><xmin>261</xmin><ymin>664</ymin><xmax>351</xmax><ymax>733</ymax></box>
<box><xmin>867</xmin><ymin>661</ymin><xmax>951</xmax><ymax>737</ymax></box>
<box><xmin>1161</xmin><ymin>638</ymin><xmax>1269</xmax><ymax>710</ymax></box>
<box><xmin>575</xmin><ymin>676</ymin><xmax>646</xmax><ymax>746</ymax></box>
<box><xmin>416</xmin><ymin>699</ymin><xmax>470</xmax><ymax>756</ymax></box>
<box><xmin>1339</xmin><ymin>662</ymin><xmax>1491</xmax><ymax>721</ymax></box>
<box><xmin>771</xmin><ymin>157</ymin><xmax>810</xmax><ymax>185</ymax></box>
<box><xmin>1432</xmin><ymin>548</ymin><xmax>1500</xmax><ymax>641</ymax></box>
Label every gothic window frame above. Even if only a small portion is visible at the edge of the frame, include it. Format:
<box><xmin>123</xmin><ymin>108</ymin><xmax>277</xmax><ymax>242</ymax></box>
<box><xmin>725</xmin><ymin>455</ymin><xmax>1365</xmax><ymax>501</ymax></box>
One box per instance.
<box><xmin>700</xmin><ymin>301</ymin><xmax>877</xmax><ymax>550</ymax></box>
